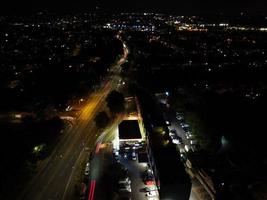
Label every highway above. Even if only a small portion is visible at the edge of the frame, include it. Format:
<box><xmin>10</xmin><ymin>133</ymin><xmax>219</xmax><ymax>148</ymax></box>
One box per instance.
<box><xmin>19</xmin><ymin>42</ymin><xmax>128</xmax><ymax>200</ymax></box>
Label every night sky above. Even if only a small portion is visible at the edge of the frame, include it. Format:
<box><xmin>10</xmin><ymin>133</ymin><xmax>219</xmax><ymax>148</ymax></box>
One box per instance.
<box><xmin>1</xmin><ymin>0</ymin><xmax>267</xmax><ymax>15</ymax></box>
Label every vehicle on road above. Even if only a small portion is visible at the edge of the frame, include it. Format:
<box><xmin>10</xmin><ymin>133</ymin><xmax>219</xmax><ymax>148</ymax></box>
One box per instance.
<box><xmin>84</xmin><ymin>162</ymin><xmax>90</xmax><ymax>176</ymax></box>
<box><xmin>78</xmin><ymin>182</ymin><xmax>86</xmax><ymax>200</ymax></box>
<box><xmin>191</xmin><ymin>144</ymin><xmax>201</xmax><ymax>152</ymax></box>
<box><xmin>65</xmin><ymin>105</ymin><xmax>73</xmax><ymax>111</ymax></box>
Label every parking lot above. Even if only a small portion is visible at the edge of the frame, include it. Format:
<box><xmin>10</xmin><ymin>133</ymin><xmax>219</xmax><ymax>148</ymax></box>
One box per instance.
<box><xmin>116</xmin><ymin>145</ymin><xmax>159</xmax><ymax>200</ymax></box>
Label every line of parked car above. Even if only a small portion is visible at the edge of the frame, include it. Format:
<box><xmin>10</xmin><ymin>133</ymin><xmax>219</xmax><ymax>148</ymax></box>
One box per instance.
<box><xmin>116</xmin><ymin>143</ymin><xmax>139</xmax><ymax>161</ymax></box>
<box><xmin>166</xmin><ymin>112</ymin><xmax>200</xmax><ymax>152</ymax></box>
<box><xmin>142</xmin><ymin>166</ymin><xmax>158</xmax><ymax>199</ymax></box>
<box><xmin>117</xmin><ymin>176</ymin><xmax>132</xmax><ymax>193</ymax></box>
<box><xmin>169</xmin><ymin>129</ymin><xmax>183</xmax><ymax>144</ymax></box>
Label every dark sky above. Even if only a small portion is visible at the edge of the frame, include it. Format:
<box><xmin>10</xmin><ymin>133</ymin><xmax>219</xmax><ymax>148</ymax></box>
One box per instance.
<box><xmin>1</xmin><ymin>0</ymin><xmax>267</xmax><ymax>15</ymax></box>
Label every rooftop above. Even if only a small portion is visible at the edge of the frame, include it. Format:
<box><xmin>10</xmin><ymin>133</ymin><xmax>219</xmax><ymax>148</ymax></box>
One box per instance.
<box><xmin>118</xmin><ymin>120</ymin><xmax>142</xmax><ymax>140</ymax></box>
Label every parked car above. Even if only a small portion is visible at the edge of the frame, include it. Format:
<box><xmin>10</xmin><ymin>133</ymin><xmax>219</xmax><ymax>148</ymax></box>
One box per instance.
<box><xmin>119</xmin><ymin>177</ymin><xmax>131</xmax><ymax>185</ymax></box>
<box><xmin>172</xmin><ymin>137</ymin><xmax>183</xmax><ymax>144</ymax></box>
<box><xmin>191</xmin><ymin>144</ymin><xmax>201</xmax><ymax>152</ymax></box>
<box><xmin>169</xmin><ymin>129</ymin><xmax>176</xmax><ymax>137</ymax></box>
<box><xmin>145</xmin><ymin>186</ymin><xmax>157</xmax><ymax>192</ymax></box>
<box><xmin>146</xmin><ymin>190</ymin><xmax>157</xmax><ymax>197</ymax></box>
<box><xmin>185</xmin><ymin>131</ymin><xmax>193</xmax><ymax>139</ymax></box>
<box><xmin>165</xmin><ymin>120</ymin><xmax>171</xmax><ymax>126</ymax></box>
<box><xmin>118</xmin><ymin>183</ymin><xmax>131</xmax><ymax>193</ymax></box>
<box><xmin>124</xmin><ymin>153</ymin><xmax>128</xmax><ymax>159</ymax></box>
<box><xmin>131</xmin><ymin>151</ymin><xmax>137</xmax><ymax>160</ymax></box>
<box><xmin>180</xmin><ymin>122</ymin><xmax>189</xmax><ymax>128</ymax></box>
<box><xmin>190</xmin><ymin>140</ymin><xmax>198</xmax><ymax>145</ymax></box>
<box><xmin>169</xmin><ymin>132</ymin><xmax>176</xmax><ymax>138</ymax></box>
<box><xmin>176</xmin><ymin>112</ymin><xmax>184</xmax><ymax>121</ymax></box>
<box><xmin>143</xmin><ymin>173</ymin><xmax>154</xmax><ymax>182</ymax></box>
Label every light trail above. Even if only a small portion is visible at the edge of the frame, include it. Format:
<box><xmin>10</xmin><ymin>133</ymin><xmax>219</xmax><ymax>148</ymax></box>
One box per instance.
<box><xmin>95</xmin><ymin>143</ymin><xmax>101</xmax><ymax>154</ymax></box>
<box><xmin>90</xmin><ymin>180</ymin><xmax>96</xmax><ymax>200</ymax></box>
<box><xmin>87</xmin><ymin>180</ymin><xmax>96</xmax><ymax>200</ymax></box>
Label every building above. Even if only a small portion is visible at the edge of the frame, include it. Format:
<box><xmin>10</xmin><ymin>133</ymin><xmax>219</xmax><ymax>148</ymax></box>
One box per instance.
<box><xmin>118</xmin><ymin>120</ymin><xmax>143</xmax><ymax>145</ymax></box>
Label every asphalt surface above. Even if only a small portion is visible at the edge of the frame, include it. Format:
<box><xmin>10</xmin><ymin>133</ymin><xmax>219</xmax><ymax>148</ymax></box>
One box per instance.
<box><xmin>158</xmin><ymin>95</ymin><xmax>213</xmax><ymax>200</ymax></box>
<box><xmin>119</xmin><ymin>156</ymin><xmax>151</xmax><ymax>200</ymax></box>
<box><xmin>18</xmin><ymin>45</ymin><xmax>128</xmax><ymax>200</ymax></box>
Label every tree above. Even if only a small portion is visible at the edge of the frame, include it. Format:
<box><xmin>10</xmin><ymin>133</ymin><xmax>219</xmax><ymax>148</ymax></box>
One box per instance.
<box><xmin>94</xmin><ymin>111</ymin><xmax>109</xmax><ymax>129</ymax></box>
<box><xmin>106</xmin><ymin>90</ymin><xmax>125</xmax><ymax>114</ymax></box>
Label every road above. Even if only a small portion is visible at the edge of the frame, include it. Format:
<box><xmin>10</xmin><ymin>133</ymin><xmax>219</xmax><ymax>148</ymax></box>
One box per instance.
<box><xmin>157</xmin><ymin>94</ymin><xmax>214</xmax><ymax>200</ymax></box>
<box><xmin>19</xmin><ymin>43</ymin><xmax>128</xmax><ymax>200</ymax></box>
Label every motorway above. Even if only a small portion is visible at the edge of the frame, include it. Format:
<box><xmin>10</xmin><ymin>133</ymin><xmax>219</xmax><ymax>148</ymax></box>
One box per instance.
<box><xmin>19</xmin><ymin>43</ymin><xmax>128</xmax><ymax>200</ymax></box>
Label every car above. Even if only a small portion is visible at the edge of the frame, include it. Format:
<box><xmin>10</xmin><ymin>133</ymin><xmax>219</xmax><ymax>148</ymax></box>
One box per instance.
<box><xmin>172</xmin><ymin>138</ymin><xmax>179</xmax><ymax>144</ymax></box>
<box><xmin>180</xmin><ymin>122</ymin><xmax>189</xmax><ymax>128</ymax></box>
<box><xmin>84</xmin><ymin>163</ymin><xmax>90</xmax><ymax>176</ymax></box>
<box><xmin>169</xmin><ymin>129</ymin><xmax>176</xmax><ymax>137</ymax></box>
<box><xmin>176</xmin><ymin>112</ymin><xmax>184</xmax><ymax>120</ymax></box>
<box><xmin>185</xmin><ymin>131</ymin><xmax>193</xmax><ymax>139</ymax></box>
<box><xmin>176</xmin><ymin>115</ymin><xmax>183</xmax><ymax>121</ymax></box>
<box><xmin>171</xmin><ymin>134</ymin><xmax>183</xmax><ymax>144</ymax></box>
<box><xmin>184</xmin><ymin>144</ymin><xmax>191</xmax><ymax>152</ymax></box>
<box><xmin>114</xmin><ymin>149</ymin><xmax>119</xmax><ymax>156</ymax></box>
<box><xmin>118</xmin><ymin>187</ymin><xmax>131</xmax><ymax>193</ymax></box>
<box><xmin>169</xmin><ymin>133</ymin><xmax>176</xmax><ymax>139</ymax></box>
<box><xmin>190</xmin><ymin>140</ymin><xmax>198</xmax><ymax>145</ymax></box>
<box><xmin>131</xmin><ymin>152</ymin><xmax>137</xmax><ymax>160</ymax></box>
<box><xmin>118</xmin><ymin>183</ymin><xmax>131</xmax><ymax>193</ymax></box>
<box><xmin>145</xmin><ymin>186</ymin><xmax>157</xmax><ymax>192</ymax></box>
<box><xmin>172</xmin><ymin>137</ymin><xmax>183</xmax><ymax>144</ymax></box>
<box><xmin>180</xmin><ymin>152</ymin><xmax>187</xmax><ymax>161</ymax></box>
<box><xmin>119</xmin><ymin>177</ymin><xmax>131</xmax><ymax>185</ymax></box>
<box><xmin>191</xmin><ymin>144</ymin><xmax>201</xmax><ymax>152</ymax></box>
<box><xmin>65</xmin><ymin>105</ymin><xmax>73</xmax><ymax>111</ymax></box>
<box><xmin>183</xmin><ymin>126</ymin><xmax>191</xmax><ymax>132</ymax></box>
<box><xmin>114</xmin><ymin>150</ymin><xmax>120</xmax><ymax>159</ymax></box>
<box><xmin>143</xmin><ymin>167</ymin><xmax>153</xmax><ymax>176</ymax></box>
<box><xmin>146</xmin><ymin>190</ymin><xmax>157</xmax><ymax>197</ymax></box>
<box><xmin>165</xmin><ymin>120</ymin><xmax>171</xmax><ymax>126</ymax></box>
<box><xmin>143</xmin><ymin>173</ymin><xmax>154</xmax><ymax>182</ymax></box>
<box><xmin>124</xmin><ymin>153</ymin><xmax>128</xmax><ymax>159</ymax></box>
<box><xmin>170</xmin><ymin>129</ymin><xmax>176</xmax><ymax>133</ymax></box>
